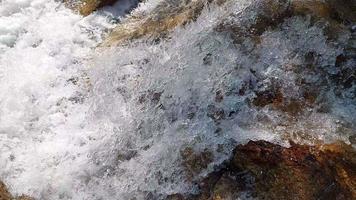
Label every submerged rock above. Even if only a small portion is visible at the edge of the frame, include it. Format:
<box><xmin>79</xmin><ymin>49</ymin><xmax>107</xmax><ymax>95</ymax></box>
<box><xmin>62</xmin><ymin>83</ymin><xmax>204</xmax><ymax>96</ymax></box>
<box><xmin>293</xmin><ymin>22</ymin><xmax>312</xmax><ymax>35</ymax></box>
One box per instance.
<box><xmin>173</xmin><ymin>140</ymin><xmax>356</xmax><ymax>200</ymax></box>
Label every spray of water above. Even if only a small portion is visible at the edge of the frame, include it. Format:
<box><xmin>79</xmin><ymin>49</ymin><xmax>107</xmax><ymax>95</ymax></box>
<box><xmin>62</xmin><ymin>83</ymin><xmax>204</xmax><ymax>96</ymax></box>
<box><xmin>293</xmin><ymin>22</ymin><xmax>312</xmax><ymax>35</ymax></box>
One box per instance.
<box><xmin>0</xmin><ymin>0</ymin><xmax>354</xmax><ymax>199</ymax></box>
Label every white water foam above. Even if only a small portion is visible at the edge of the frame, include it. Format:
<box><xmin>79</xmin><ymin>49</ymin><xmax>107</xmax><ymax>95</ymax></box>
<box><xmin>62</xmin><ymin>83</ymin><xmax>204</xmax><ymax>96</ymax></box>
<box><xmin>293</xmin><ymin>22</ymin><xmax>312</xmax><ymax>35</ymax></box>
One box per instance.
<box><xmin>0</xmin><ymin>0</ymin><xmax>354</xmax><ymax>199</ymax></box>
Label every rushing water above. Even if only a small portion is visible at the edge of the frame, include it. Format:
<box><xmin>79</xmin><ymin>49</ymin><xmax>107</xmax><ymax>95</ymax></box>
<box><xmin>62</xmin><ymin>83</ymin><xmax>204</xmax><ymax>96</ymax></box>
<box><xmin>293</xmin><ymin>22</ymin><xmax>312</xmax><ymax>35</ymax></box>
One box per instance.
<box><xmin>0</xmin><ymin>0</ymin><xmax>131</xmax><ymax>198</ymax></box>
<box><xmin>0</xmin><ymin>0</ymin><xmax>355</xmax><ymax>199</ymax></box>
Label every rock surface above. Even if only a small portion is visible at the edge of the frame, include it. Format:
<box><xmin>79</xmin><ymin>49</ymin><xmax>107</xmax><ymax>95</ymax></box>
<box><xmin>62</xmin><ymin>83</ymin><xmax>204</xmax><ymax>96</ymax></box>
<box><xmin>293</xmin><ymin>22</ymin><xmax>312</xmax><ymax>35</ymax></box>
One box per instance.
<box><xmin>0</xmin><ymin>181</ymin><xmax>32</xmax><ymax>200</ymax></box>
<box><xmin>102</xmin><ymin>0</ymin><xmax>207</xmax><ymax>46</ymax></box>
<box><xmin>64</xmin><ymin>0</ymin><xmax>118</xmax><ymax>15</ymax></box>
<box><xmin>172</xmin><ymin>140</ymin><xmax>356</xmax><ymax>200</ymax></box>
<box><xmin>103</xmin><ymin>0</ymin><xmax>356</xmax><ymax>46</ymax></box>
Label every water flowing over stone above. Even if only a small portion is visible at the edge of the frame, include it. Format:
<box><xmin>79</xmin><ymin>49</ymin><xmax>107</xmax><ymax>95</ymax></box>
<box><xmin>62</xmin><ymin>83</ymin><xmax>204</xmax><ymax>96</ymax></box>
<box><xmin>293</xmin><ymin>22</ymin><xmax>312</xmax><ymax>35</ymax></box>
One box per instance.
<box><xmin>168</xmin><ymin>140</ymin><xmax>356</xmax><ymax>200</ymax></box>
<box><xmin>64</xmin><ymin>0</ymin><xmax>115</xmax><ymax>15</ymax></box>
<box><xmin>0</xmin><ymin>0</ymin><xmax>355</xmax><ymax>199</ymax></box>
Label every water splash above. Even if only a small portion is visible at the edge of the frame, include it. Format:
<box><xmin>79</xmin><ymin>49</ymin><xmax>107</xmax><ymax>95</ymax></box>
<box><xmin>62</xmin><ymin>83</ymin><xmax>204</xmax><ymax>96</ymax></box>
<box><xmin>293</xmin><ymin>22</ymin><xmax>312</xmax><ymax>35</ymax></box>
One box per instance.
<box><xmin>0</xmin><ymin>0</ymin><xmax>355</xmax><ymax>199</ymax></box>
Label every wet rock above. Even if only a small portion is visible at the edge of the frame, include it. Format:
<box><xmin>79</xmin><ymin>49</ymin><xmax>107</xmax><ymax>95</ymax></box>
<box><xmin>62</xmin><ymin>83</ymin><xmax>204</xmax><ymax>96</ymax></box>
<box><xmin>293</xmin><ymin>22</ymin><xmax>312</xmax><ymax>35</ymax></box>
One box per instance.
<box><xmin>252</xmin><ymin>86</ymin><xmax>283</xmax><ymax>108</ymax></box>
<box><xmin>102</xmin><ymin>0</ymin><xmax>355</xmax><ymax>47</ymax></box>
<box><xmin>117</xmin><ymin>149</ymin><xmax>137</xmax><ymax>161</ymax></box>
<box><xmin>210</xmin><ymin>173</ymin><xmax>239</xmax><ymax>200</ymax></box>
<box><xmin>16</xmin><ymin>196</ymin><xmax>33</xmax><ymax>200</ymax></box>
<box><xmin>219</xmin><ymin>0</ymin><xmax>356</xmax><ymax>38</ymax></box>
<box><xmin>102</xmin><ymin>0</ymin><xmax>207</xmax><ymax>46</ymax></box>
<box><xmin>172</xmin><ymin>140</ymin><xmax>356</xmax><ymax>200</ymax></box>
<box><xmin>350</xmin><ymin>135</ymin><xmax>356</xmax><ymax>145</ymax></box>
<box><xmin>215</xmin><ymin>0</ymin><xmax>291</xmax><ymax>42</ymax></box>
<box><xmin>137</xmin><ymin>90</ymin><xmax>164</xmax><ymax>106</ymax></box>
<box><xmin>181</xmin><ymin>147</ymin><xmax>214</xmax><ymax>178</ymax></box>
<box><xmin>203</xmin><ymin>53</ymin><xmax>213</xmax><ymax>66</ymax></box>
<box><xmin>214</xmin><ymin>90</ymin><xmax>224</xmax><ymax>103</ymax></box>
<box><xmin>291</xmin><ymin>0</ymin><xmax>356</xmax><ymax>25</ymax></box>
<box><xmin>251</xmin><ymin>80</ymin><xmax>309</xmax><ymax>116</ymax></box>
<box><xmin>231</xmin><ymin>141</ymin><xmax>356</xmax><ymax>199</ymax></box>
<box><xmin>64</xmin><ymin>0</ymin><xmax>118</xmax><ymax>16</ymax></box>
<box><xmin>0</xmin><ymin>181</ymin><xmax>12</xmax><ymax>200</ymax></box>
<box><xmin>0</xmin><ymin>181</ymin><xmax>33</xmax><ymax>200</ymax></box>
<box><xmin>166</xmin><ymin>194</ymin><xmax>185</xmax><ymax>200</ymax></box>
<box><xmin>207</xmin><ymin>105</ymin><xmax>225</xmax><ymax>122</ymax></box>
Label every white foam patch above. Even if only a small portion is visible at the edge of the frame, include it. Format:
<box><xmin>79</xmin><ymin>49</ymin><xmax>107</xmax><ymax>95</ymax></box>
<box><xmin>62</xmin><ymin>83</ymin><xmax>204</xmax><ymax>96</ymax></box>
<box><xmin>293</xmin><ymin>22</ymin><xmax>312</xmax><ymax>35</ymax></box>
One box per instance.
<box><xmin>0</xmin><ymin>0</ymin><xmax>124</xmax><ymax>198</ymax></box>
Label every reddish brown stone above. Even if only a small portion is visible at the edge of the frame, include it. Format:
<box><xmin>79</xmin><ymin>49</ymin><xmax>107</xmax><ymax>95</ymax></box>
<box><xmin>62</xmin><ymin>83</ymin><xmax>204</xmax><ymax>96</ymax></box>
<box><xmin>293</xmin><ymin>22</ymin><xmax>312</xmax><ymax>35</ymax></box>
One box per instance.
<box><xmin>174</xmin><ymin>140</ymin><xmax>356</xmax><ymax>200</ymax></box>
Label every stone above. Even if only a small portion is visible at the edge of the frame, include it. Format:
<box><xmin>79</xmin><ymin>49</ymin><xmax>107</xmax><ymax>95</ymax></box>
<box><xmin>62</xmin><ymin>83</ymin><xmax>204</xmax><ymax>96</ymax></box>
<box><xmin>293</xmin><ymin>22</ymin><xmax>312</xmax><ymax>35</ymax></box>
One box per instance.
<box><xmin>101</xmin><ymin>0</ymin><xmax>207</xmax><ymax>46</ymax></box>
<box><xmin>0</xmin><ymin>181</ymin><xmax>12</xmax><ymax>200</ymax></box>
<box><xmin>211</xmin><ymin>173</ymin><xmax>239</xmax><ymax>200</ymax></box>
<box><xmin>170</xmin><ymin>140</ymin><xmax>356</xmax><ymax>200</ymax></box>
<box><xmin>350</xmin><ymin>135</ymin><xmax>356</xmax><ymax>145</ymax></box>
<box><xmin>64</xmin><ymin>0</ymin><xmax>118</xmax><ymax>16</ymax></box>
<box><xmin>102</xmin><ymin>0</ymin><xmax>356</xmax><ymax>47</ymax></box>
<box><xmin>0</xmin><ymin>181</ymin><xmax>33</xmax><ymax>200</ymax></box>
<box><xmin>181</xmin><ymin>147</ymin><xmax>214</xmax><ymax>178</ymax></box>
<box><xmin>166</xmin><ymin>194</ymin><xmax>185</xmax><ymax>200</ymax></box>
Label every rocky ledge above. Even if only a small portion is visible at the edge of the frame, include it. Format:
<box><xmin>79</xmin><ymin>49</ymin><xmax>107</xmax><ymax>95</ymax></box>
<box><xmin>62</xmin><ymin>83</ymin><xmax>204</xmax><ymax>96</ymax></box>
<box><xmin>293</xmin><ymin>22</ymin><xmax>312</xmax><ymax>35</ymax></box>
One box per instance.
<box><xmin>170</xmin><ymin>140</ymin><xmax>356</xmax><ymax>200</ymax></box>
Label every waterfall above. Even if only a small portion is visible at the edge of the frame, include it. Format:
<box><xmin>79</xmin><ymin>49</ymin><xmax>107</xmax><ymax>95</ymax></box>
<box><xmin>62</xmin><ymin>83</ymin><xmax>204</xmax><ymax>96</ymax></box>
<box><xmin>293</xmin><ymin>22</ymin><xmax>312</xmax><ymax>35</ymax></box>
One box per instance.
<box><xmin>0</xmin><ymin>0</ymin><xmax>355</xmax><ymax>199</ymax></box>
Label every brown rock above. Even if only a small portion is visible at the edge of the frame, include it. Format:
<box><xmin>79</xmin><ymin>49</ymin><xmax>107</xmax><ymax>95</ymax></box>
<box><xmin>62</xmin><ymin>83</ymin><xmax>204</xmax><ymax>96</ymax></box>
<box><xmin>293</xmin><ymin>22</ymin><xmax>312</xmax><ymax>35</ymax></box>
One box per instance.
<box><xmin>291</xmin><ymin>0</ymin><xmax>356</xmax><ymax>24</ymax></box>
<box><xmin>181</xmin><ymin>147</ymin><xmax>214</xmax><ymax>178</ymax></box>
<box><xmin>232</xmin><ymin>141</ymin><xmax>356</xmax><ymax>200</ymax></box>
<box><xmin>102</xmin><ymin>0</ymin><xmax>356</xmax><ymax>46</ymax></box>
<box><xmin>211</xmin><ymin>173</ymin><xmax>239</xmax><ymax>200</ymax></box>
<box><xmin>0</xmin><ymin>181</ymin><xmax>33</xmax><ymax>200</ymax></box>
<box><xmin>102</xmin><ymin>0</ymin><xmax>208</xmax><ymax>46</ymax></box>
<box><xmin>215</xmin><ymin>0</ymin><xmax>355</xmax><ymax>53</ymax></box>
<box><xmin>16</xmin><ymin>196</ymin><xmax>33</xmax><ymax>200</ymax></box>
<box><xmin>0</xmin><ymin>181</ymin><xmax>12</xmax><ymax>200</ymax></box>
<box><xmin>173</xmin><ymin>140</ymin><xmax>356</xmax><ymax>200</ymax></box>
<box><xmin>64</xmin><ymin>0</ymin><xmax>118</xmax><ymax>16</ymax></box>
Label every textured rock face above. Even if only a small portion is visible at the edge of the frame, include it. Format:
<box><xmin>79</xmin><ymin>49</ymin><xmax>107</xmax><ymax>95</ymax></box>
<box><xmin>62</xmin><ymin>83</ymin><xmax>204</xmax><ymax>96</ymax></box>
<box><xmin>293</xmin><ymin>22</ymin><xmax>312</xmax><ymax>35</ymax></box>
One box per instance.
<box><xmin>103</xmin><ymin>0</ymin><xmax>356</xmax><ymax>46</ymax></box>
<box><xmin>231</xmin><ymin>141</ymin><xmax>356</xmax><ymax>200</ymax></box>
<box><xmin>171</xmin><ymin>141</ymin><xmax>356</xmax><ymax>200</ymax></box>
<box><xmin>64</xmin><ymin>0</ymin><xmax>118</xmax><ymax>15</ymax></box>
<box><xmin>102</xmin><ymin>0</ymin><xmax>207</xmax><ymax>46</ymax></box>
